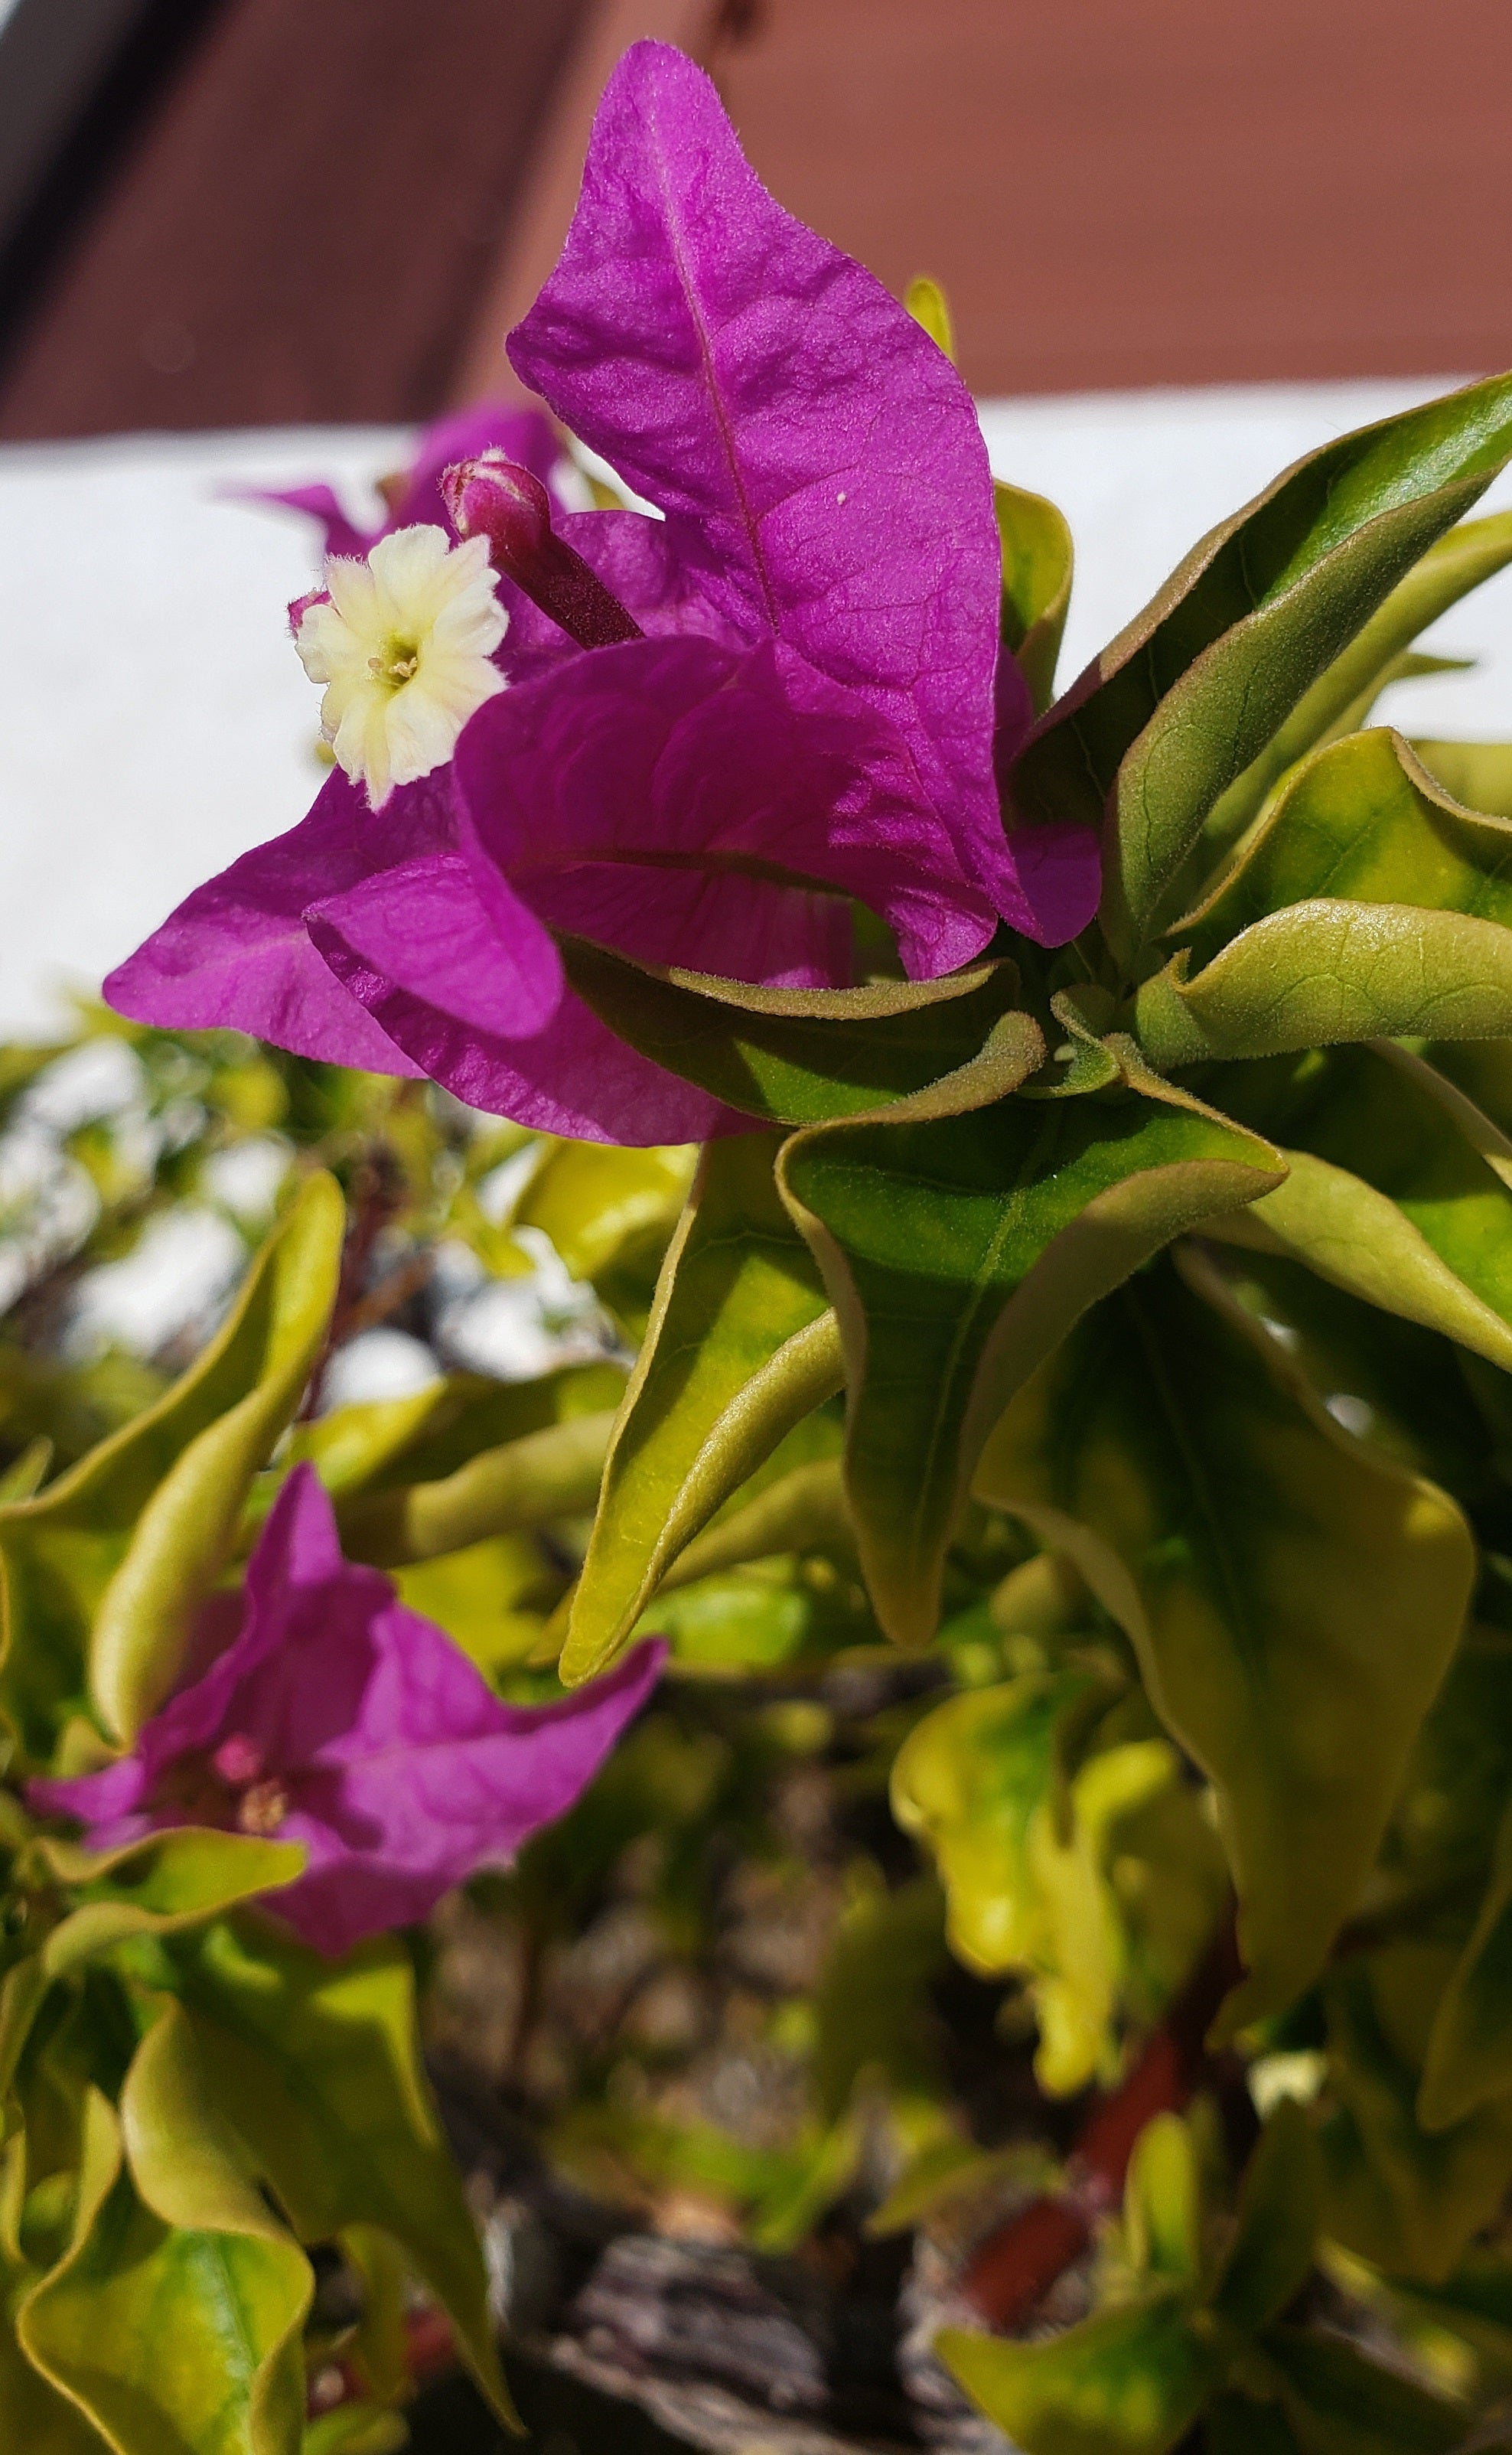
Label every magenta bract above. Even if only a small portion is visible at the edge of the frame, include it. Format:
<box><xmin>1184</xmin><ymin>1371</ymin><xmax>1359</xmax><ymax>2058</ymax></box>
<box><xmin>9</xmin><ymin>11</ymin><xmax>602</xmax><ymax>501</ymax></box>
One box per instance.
<box><xmin>29</xmin><ymin>1466</ymin><xmax>665</xmax><ymax>1958</ymax></box>
<box><xmin>106</xmin><ymin>42</ymin><xmax>1100</xmax><ymax>1143</ymax></box>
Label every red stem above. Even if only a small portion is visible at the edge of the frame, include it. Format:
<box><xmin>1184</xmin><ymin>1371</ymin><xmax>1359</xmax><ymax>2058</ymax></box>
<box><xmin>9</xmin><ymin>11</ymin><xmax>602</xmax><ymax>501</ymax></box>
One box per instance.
<box><xmin>961</xmin><ymin>1911</ymin><xmax>1242</xmax><ymax>2330</ymax></box>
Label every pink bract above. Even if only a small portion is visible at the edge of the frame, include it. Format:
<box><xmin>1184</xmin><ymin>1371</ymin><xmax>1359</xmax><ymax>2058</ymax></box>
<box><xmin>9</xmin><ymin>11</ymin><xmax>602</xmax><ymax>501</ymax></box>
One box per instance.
<box><xmin>29</xmin><ymin>1466</ymin><xmax>665</xmax><ymax>1959</ymax></box>
<box><xmin>106</xmin><ymin>42</ymin><xmax>1100</xmax><ymax>1143</ymax></box>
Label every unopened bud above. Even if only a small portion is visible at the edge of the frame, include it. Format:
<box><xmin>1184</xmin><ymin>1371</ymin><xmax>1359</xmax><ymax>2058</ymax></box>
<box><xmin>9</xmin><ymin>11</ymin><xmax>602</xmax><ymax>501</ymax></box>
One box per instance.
<box><xmin>442</xmin><ymin>453</ymin><xmax>643</xmax><ymax>652</ymax></box>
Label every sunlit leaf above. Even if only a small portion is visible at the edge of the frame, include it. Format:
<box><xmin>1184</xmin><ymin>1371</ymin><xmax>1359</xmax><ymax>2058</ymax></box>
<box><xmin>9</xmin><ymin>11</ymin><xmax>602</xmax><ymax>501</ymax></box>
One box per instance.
<box><xmin>564</xmin><ymin>1134</ymin><xmax>842</xmax><ymax>1684</ymax></box>
<box><xmin>1261</xmin><ymin>2321</ymin><xmax>1465</xmax><ymax>2453</ymax></box>
<box><xmin>996</xmin><ymin>479</ymin><xmax>1074</xmax><ymax>714</ymax></box>
<box><xmin>1124</xmin><ymin>2112</ymin><xmax>1202</xmax><ymax>2287</ymax></box>
<box><xmin>1197</xmin><ymin>510</ymin><xmax>1512</xmax><ymax>859</ymax></box>
<box><xmin>34</xmin><ymin>1828</ymin><xmax>304</xmax><ymax>1982</ymax></box>
<box><xmin>1011</xmin><ymin>373</ymin><xmax>1512</xmax><ymax>954</ymax></box>
<box><xmin>892</xmin><ymin>1672</ymin><xmax>1188</xmax><ymax>2092</ymax></box>
<box><xmin>0</xmin><ymin>1172</ymin><xmax>344</xmax><ymax>1756</ymax></box>
<box><xmin>20</xmin><ymin>2076</ymin><xmax>308</xmax><ymax>2455</ymax></box>
<box><xmin>937</xmin><ymin>2291</ymin><xmax>1219</xmax><ymax>2455</ymax></box>
<box><xmin>337</xmin><ymin>1406</ymin><xmax>618</xmax><ymax>1570</ymax></box>
<box><xmin>515</xmin><ymin>1139</ymin><xmax>696</xmax><ymax>1332</ymax></box>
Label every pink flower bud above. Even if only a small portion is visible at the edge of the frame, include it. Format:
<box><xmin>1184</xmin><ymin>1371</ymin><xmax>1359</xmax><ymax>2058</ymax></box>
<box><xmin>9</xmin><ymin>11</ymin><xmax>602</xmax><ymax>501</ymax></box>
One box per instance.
<box><xmin>442</xmin><ymin>453</ymin><xmax>642</xmax><ymax>652</ymax></box>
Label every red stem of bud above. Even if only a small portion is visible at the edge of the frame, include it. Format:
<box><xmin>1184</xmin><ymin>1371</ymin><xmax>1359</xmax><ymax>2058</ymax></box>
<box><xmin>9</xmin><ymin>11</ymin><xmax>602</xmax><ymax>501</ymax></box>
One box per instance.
<box><xmin>442</xmin><ymin>455</ymin><xmax>643</xmax><ymax>652</ymax></box>
<box><xmin>960</xmin><ymin>1910</ymin><xmax>1242</xmax><ymax>2332</ymax></box>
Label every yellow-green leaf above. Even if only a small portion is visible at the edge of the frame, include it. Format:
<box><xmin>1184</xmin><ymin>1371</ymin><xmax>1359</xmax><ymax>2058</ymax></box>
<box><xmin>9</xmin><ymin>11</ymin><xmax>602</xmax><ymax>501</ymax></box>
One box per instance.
<box><xmin>564</xmin><ymin>1134</ymin><xmax>842</xmax><ymax>1685</ymax></box>
<box><xmin>937</xmin><ymin>2292</ymin><xmax>1219</xmax><ymax>2455</ymax></box>
<box><xmin>0</xmin><ymin>1172</ymin><xmax>344</xmax><ymax>1756</ymax></box>
<box><xmin>891</xmin><ymin>1672</ymin><xmax>1184</xmax><ymax>2093</ymax></box>
<box><xmin>20</xmin><ymin>2075</ymin><xmax>308</xmax><ymax>2455</ymax></box>
<box><xmin>1011</xmin><ymin>373</ymin><xmax>1512</xmax><ymax>957</ymax></box>
<box><xmin>35</xmin><ymin>1829</ymin><xmax>304</xmax><ymax>1984</ymax></box>
<box><xmin>904</xmin><ymin>273</ymin><xmax>955</xmax><ymax>359</ymax></box>
<box><xmin>1197</xmin><ymin>511</ymin><xmax>1512</xmax><ymax>858</ymax></box>
<box><xmin>337</xmin><ymin>1407</ymin><xmax>617</xmax><ymax>1570</ymax></box>
<box><xmin>996</xmin><ymin>478</ymin><xmax>1074</xmax><ymax>714</ymax></box>
<box><xmin>168</xmin><ymin>1918</ymin><xmax>511</xmax><ymax>2426</ymax></box>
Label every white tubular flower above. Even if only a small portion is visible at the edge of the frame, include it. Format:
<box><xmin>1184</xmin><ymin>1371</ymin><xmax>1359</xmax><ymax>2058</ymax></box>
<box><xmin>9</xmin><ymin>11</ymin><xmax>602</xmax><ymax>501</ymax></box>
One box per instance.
<box><xmin>294</xmin><ymin>524</ymin><xmax>507</xmax><ymax>809</ymax></box>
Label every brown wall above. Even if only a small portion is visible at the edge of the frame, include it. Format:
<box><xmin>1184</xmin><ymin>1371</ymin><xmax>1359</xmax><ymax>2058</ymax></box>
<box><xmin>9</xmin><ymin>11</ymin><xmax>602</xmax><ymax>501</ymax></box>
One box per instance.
<box><xmin>715</xmin><ymin>0</ymin><xmax>1512</xmax><ymax>396</ymax></box>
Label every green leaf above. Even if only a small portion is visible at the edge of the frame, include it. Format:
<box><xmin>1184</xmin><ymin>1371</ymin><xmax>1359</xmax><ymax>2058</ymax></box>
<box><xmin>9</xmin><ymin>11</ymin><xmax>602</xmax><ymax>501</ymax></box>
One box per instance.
<box><xmin>35</xmin><ymin>1830</ymin><xmax>305</xmax><ymax>1983</ymax></box>
<box><xmin>1320</xmin><ymin>1946</ymin><xmax>1512</xmax><ymax>2282</ymax></box>
<box><xmin>1211</xmin><ymin>2101</ymin><xmax>1320</xmax><ymax>2334</ymax></box>
<box><xmin>1210</xmin><ymin>1042</ymin><xmax>1512</xmax><ymax>1369</ymax></box>
<box><xmin>1195</xmin><ymin>510</ymin><xmax>1512</xmax><ymax>859</ymax></box>
<box><xmin>1418</xmin><ymin>1796</ymin><xmax>1512</xmax><ymax>2131</ymax></box>
<box><xmin>974</xmin><ymin>1250</ymin><xmax>1475</xmax><ymax>2032</ymax></box>
<box><xmin>891</xmin><ymin>1673</ymin><xmax>1186</xmax><ymax>2093</ymax></box>
<box><xmin>167</xmin><ymin>1918</ymin><xmax>510</xmax><ymax>2426</ymax></box>
<box><xmin>1412</xmin><ymin>735</ymin><xmax>1512</xmax><ymax>815</ymax></box>
<box><xmin>0</xmin><ymin>1953</ymin><xmax>50</xmax><ymax>2098</ymax></box>
<box><xmin>19</xmin><ymin>2078</ymin><xmax>308</xmax><ymax>2455</ymax></box>
<box><xmin>559</xmin><ymin>937</ymin><xmax>1039</xmax><ymax>1125</ymax></box>
<box><xmin>513</xmin><ymin>1139</ymin><xmax>696</xmax><ymax>1333</ymax></box>
<box><xmin>335</xmin><ymin>1407</ymin><xmax>617</xmax><ymax>1570</ymax></box>
<box><xmin>905</xmin><ymin>273</ymin><xmax>956</xmax><ymax>359</ymax></box>
<box><xmin>1125</xmin><ymin>2113</ymin><xmax>1202</xmax><ymax>2287</ymax></box>
<box><xmin>780</xmin><ymin>1055</ymin><xmax>1284</xmax><ymax>1645</ymax></box>
<box><xmin>937</xmin><ymin>2293</ymin><xmax>1220</xmax><ymax>2455</ymax></box>
<box><xmin>1260</xmin><ymin>2323</ymin><xmax>1465</xmax><ymax>2453</ymax></box>
<box><xmin>1207</xmin><ymin>1145</ymin><xmax>1512</xmax><ymax>1376</ymax></box>
<box><xmin>996</xmin><ymin>478</ymin><xmax>1075</xmax><ymax>714</ymax></box>
<box><xmin>0</xmin><ymin>1172</ymin><xmax>344</xmax><ymax>1756</ymax></box>
<box><xmin>1010</xmin><ymin>373</ymin><xmax>1512</xmax><ymax>956</ymax></box>
<box><xmin>563</xmin><ymin>1134</ymin><xmax>842</xmax><ymax>1685</ymax></box>
<box><xmin>1135</xmin><ymin>906</ymin><xmax>1512</xmax><ymax>1071</ymax></box>
<box><xmin>1178</xmin><ymin>727</ymin><xmax>1512</xmax><ymax>967</ymax></box>
<box><xmin>1204</xmin><ymin>2393</ymin><xmax>1304</xmax><ymax>2454</ymax></box>
<box><xmin>657</xmin><ymin>1453</ymin><xmax>850</xmax><ymax>1589</ymax></box>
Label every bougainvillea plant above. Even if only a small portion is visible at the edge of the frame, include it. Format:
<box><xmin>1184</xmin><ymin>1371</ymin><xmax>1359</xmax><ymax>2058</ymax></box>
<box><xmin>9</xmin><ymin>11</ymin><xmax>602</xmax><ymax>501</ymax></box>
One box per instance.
<box><xmin>10</xmin><ymin>30</ymin><xmax>1512</xmax><ymax>2455</ymax></box>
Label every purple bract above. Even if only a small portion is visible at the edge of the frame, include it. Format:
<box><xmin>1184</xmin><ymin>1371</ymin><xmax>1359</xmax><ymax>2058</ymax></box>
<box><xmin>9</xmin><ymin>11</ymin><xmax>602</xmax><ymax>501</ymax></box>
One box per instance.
<box><xmin>106</xmin><ymin>42</ymin><xmax>1100</xmax><ymax>1143</ymax></box>
<box><xmin>29</xmin><ymin>1466</ymin><xmax>664</xmax><ymax>1958</ymax></box>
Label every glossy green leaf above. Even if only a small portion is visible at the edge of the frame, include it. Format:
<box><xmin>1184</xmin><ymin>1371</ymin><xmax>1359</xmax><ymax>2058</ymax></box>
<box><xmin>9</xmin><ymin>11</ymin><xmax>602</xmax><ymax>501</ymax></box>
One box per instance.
<box><xmin>1009</xmin><ymin>373</ymin><xmax>1512</xmax><ymax>955</ymax></box>
<box><xmin>1179</xmin><ymin>727</ymin><xmax>1512</xmax><ymax>967</ymax></box>
<box><xmin>1413</xmin><ymin>735</ymin><xmax>1512</xmax><ymax>815</ymax></box>
<box><xmin>19</xmin><ymin>2074</ymin><xmax>308</xmax><ymax>2455</ymax></box>
<box><xmin>1260</xmin><ymin>2323</ymin><xmax>1465</xmax><ymax>2453</ymax></box>
<box><xmin>167</xmin><ymin>1917</ymin><xmax>510</xmax><ymax>2424</ymax></box>
<box><xmin>937</xmin><ymin>2292</ymin><xmax>1220</xmax><ymax>2455</ymax></box>
<box><xmin>1418</xmin><ymin>1795</ymin><xmax>1512</xmax><ymax>2131</ymax></box>
<box><xmin>1196</xmin><ymin>510</ymin><xmax>1512</xmax><ymax>856</ymax></box>
<box><xmin>0</xmin><ymin>1172</ymin><xmax>344</xmax><ymax>1755</ymax></box>
<box><xmin>1211</xmin><ymin>2101</ymin><xmax>1320</xmax><ymax>2333</ymax></box>
<box><xmin>1136</xmin><ymin>898</ymin><xmax>1512</xmax><ymax>1068</ymax></box>
<box><xmin>563</xmin><ymin>1135</ymin><xmax>842</xmax><ymax>1684</ymax></box>
<box><xmin>780</xmin><ymin>1059</ymin><xmax>1284</xmax><ymax>1645</ymax></box>
<box><xmin>891</xmin><ymin>1671</ymin><xmax>1185</xmax><ymax>2092</ymax></box>
<box><xmin>1207</xmin><ymin>1145</ymin><xmax>1512</xmax><ymax>1376</ymax></box>
<box><xmin>996</xmin><ymin>478</ymin><xmax>1075</xmax><ymax>714</ymax></box>
<box><xmin>559</xmin><ymin>937</ymin><xmax>1039</xmax><ymax>1125</ymax></box>
<box><xmin>1320</xmin><ymin>1946</ymin><xmax>1512</xmax><ymax>2282</ymax></box>
<box><xmin>35</xmin><ymin>1829</ymin><xmax>304</xmax><ymax>1983</ymax></box>
<box><xmin>975</xmin><ymin>1252</ymin><xmax>1475</xmax><ymax>2031</ymax></box>
<box><xmin>1211</xmin><ymin>1042</ymin><xmax>1512</xmax><ymax>1364</ymax></box>
<box><xmin>336</xmin><ymin>1406</ymin><xmax>617</xmax><ymax>1570</ymax></box>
